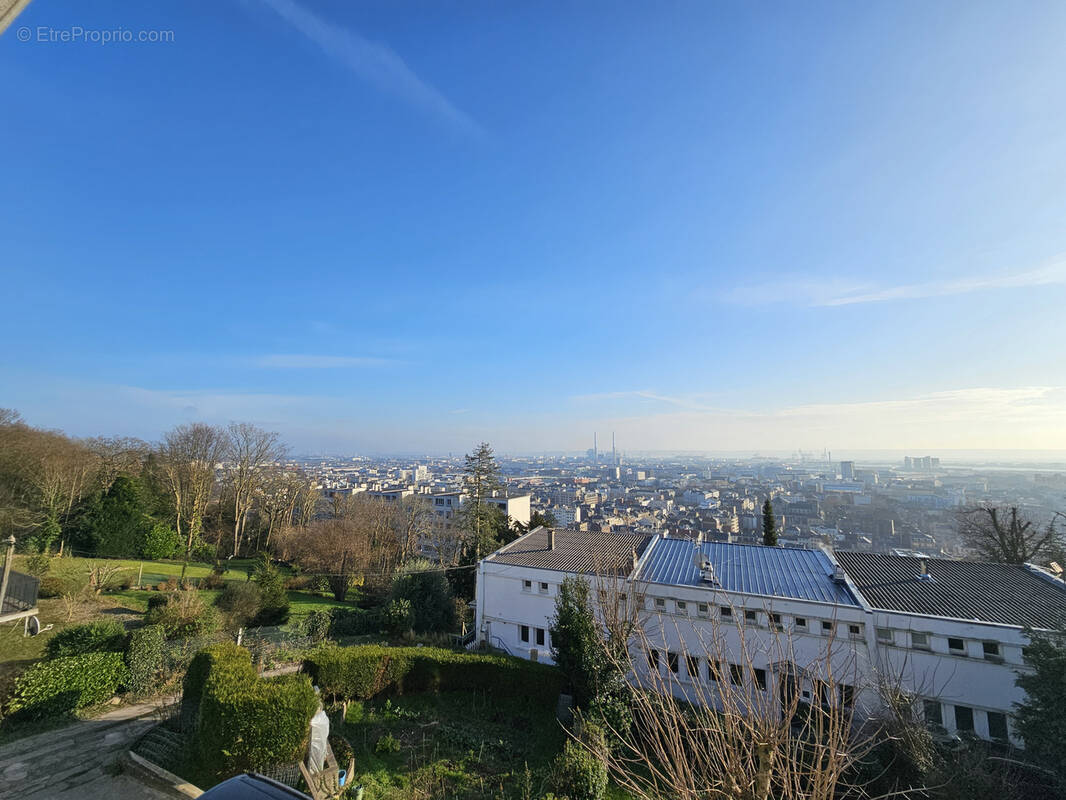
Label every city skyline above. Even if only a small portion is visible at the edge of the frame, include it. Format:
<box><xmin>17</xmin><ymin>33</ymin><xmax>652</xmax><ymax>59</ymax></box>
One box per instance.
<box><xmin>3</xmin><ymin>1</ymin><xmax>1066</xmax><ymax>453</ymax></box>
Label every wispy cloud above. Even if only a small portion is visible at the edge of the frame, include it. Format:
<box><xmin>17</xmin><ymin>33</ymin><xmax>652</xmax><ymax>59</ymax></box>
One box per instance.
<box><xmin>571</xmin><ymin>389</ymin><xmax>722</xmax><ymax>412</ymax></box>
<box><xmin>253</xmin><ymin>0</ymin><xmax>483</xmax><ymax>138</ymax></box>
<box><xmin>727</xmin><ymin>258</ymin><xmax>1066</xmax><ymax>307</ymax></box>
<box><xmin>254</xmin><ymin>354</ymin><xmax>395</xmax><ymax>369</ymax></box>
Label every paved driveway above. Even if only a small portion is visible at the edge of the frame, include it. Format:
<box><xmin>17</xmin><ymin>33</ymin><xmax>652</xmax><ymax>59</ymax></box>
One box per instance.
<box><xmin>0</xmin><ymin>707</ymin><xmax>174</xmax><ymax>799</ymax></box>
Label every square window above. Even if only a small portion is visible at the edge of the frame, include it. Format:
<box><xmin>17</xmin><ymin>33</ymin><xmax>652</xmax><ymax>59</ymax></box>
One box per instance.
<box><xmin>648</xmin><ymin>649</ymin><xmax>659</xmax><ymax>669</ymax></box>
<box><xmin>948</xmin><ymin>637</ymin><xmax>966</xmax><ymax>654</ymax></box>
<box><xmin>535</xmin><ymin>628</ymin><xmax>545</xmax><ymax>646</ymax></box>
<box><xmin>523</xmin><ymin>580</ymin><xmax>532</xmax><ymax>592</ymax></box>
<box><xmin>770</xmin><ymin>613</ymin><xmax>783</xmax><ymax>631</ymax></box>
<box><xmin>821</xmin><ymin>620</ymin><xmax>834</xmax><ymax>634</ymax></box>
<box><xmin>676</xmin><ymin>600</ymin><xmax>687</xmax><ymax>614</ymax></box>
<box><xmin>911</xmin><ymin>632</ymin><xmax>930</xmax><ymax>650</ymax></box>
<box><xmin>729</xmin><ymin>663</ymin><xmax>744</xmax><ymax>686</ymax></box>
<box><xmin>753</xmin><ymin>668</ymin><xmax>767</xmax><ymax>691</ymax></box>
<box><xmin>848</xmin><ymin>624</ymin><xmax>862</xmax><ymax>637</ymax></box>
<box><xmin>539</xmin><ymin>582</ymin><xmax>549</xmax><ymax>594</ymax></box>
<box><xmin>520</xmin><ymin>625</ymin><xmax>530</xmax><ymax>643</ymax></box>
<box><xmin>954</xmin><ymin>705</ymin><xmax>974</xmax><ymax>732</ymax></box>
<box><xmin>744</xmin><ymin>610</ymin><xmax>758</xmax><ymax>625</ymax></box>
<box><xmin>667</xmin><ymin>651</ymin><xmax>679</xmax><ymax>674</ymax></box>
<box><xmin>720</xmin><ymin>606</ymin><xmax>733</xmax><ymax>620</ymax></box>
<box><xmin>685</xmin><ymin>654</ymin><xmax>700</xmax><ymax>680</ymax></box>
<box><xmin>987</xmin><ymin>711</ymin><xmax>1008</xmax><ymax>741</ymax></box>
<box><xmin>795</xmin><ymin>617</ymin><xmax>807</xmax><ymax>629</ymax></box>
<box><xmin>877</xmin><ymin>628</ymin><xmax>893</xmax><ymax>643</ymax></box>
<box><xmin>923</xmin><ymin>699</ymin><xmax>942</xmax><ymax>727</ymax></box>
<box><xmin>982</xmin><ymin>642</ymin><xmax>1000</xmax><ymax>660</ymax></box>
<box><xmin>655</xmin><ymin>597</ymin><xmax>666</xmax><ymax>608</ymax></box>
<box><xmin>697</xmin><ymin>603</ymin><xmax>709</xmax><ymax>617</ymax></box>
<box><xmin>707</xmin><ymin>659</ymin><xmax>720</xmax><ymax>682</ymax></box>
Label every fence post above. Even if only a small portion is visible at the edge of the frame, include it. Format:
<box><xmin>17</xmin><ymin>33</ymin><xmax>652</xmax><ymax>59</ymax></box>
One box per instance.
<box><xmin>0</xmin><ymin>534</ymin><xmax>15</xmax><ymax>614</ymax></box>
<box><xmin>137</xmin><ymin>563</ymin><xmax>144</xmax><ymax>588</ymax></box>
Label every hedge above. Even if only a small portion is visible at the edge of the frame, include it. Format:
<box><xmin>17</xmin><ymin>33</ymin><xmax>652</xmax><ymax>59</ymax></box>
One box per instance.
<box><xmin>125</xmin><ymin>624</ymin><xmax>166</xmax><ymax>694</ymax></box>
<box><xmin>326</xmin><ymin>606</ymin><xmax>379</xmax><ymax>637</ymax></box>
<box><xmin>184</xmin><ymin>642</ymin><xmax>318</xmax><ymax>778</ymax></box>
<box><xmin>8</xmin><ymin>652</ymin><xmax>127</xmax><ymax>720</ymax></box>
<box><xmin>45</xmin><ymin>620</ymin><xmax>127</xmax><ymax>660</ymax></box>
<box><xmin>302</xmin><ymin>645</ymin><xmax>566</xmax><ymax>705</ymax></box>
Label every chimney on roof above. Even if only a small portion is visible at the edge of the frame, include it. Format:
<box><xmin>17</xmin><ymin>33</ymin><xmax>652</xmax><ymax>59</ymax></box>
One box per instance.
<box><xmin>631</xmin><ymin>547</ymin><xmax>639</xmax><ymax>572</ymax></box>
<box><xmin>548</xmin><ymin>529</ymin><xmax>556</xmax><ymax>550</ymax></box>
<box><xmin>917</xmin><ymin>557</ymin><xmax>934</xmax><ymax>583</ymax></box>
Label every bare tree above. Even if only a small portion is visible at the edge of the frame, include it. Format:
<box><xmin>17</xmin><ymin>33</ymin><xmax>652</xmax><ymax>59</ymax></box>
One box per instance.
<box><xmin>958</xmin><ymin>505</ymin><xmax>1063</xmax><ymax>564</ymax></box>
<box><xmin>276</xmin><ymin>518</ymin><xmax>373</xmax><ymax>601</ymax></box>
<box><xmin>157</xmin><ymin>423</ymin><xmax>227</xmax><ymax>579</ymax></box>
<box><xmin>395</xmin><ymin>494</ymin><xmax>435</xmax><ymax>562</ymax></box>
<box><xmin>224</xmin><ymin>422</ymin><xmax>287</xmax><ymax>558</ymax></box>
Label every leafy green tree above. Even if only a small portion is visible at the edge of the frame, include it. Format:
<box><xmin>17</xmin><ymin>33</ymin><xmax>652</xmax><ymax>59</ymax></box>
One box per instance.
<box><xmin>26</xmin><ymin>517</ymin><xmax>62</xmax><ymax>554</ymax></box>
<box><xmin>1015</xmin><ymin>626</ymin><xmax>1066</xmax><ymax>778</ymax></box>
<box><xmin>550</xmin><ymin>576</ymin><xmax>606</xmax><ymax>706</ymax></box>
<box><xmin>250</xmin><ymin>553</ymin><xmax>289</xmax><ymax>626</ymax></box>
<box><xmin>141</xmin><ymin>522</ymin><xmax>180</xmax><ymax>559</ymax></box>
<box><xmin>762</xmin><ymin>497</ymin><xmax>778</xmax><ymax>547</ymax></box>
<box><xmin>390</xmin><ymin>558</ymin><xmax>456</xmax><ymax>633</ymax></box>
<box><xmin>73</xmin><ymin>476</ymin><xmax>154</xmax><ymax>557</ymax></box>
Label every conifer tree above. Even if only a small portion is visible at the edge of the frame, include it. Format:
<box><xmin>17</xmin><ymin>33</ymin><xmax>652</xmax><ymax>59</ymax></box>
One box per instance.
<box><xmin>762</xmin><ymin>497</ymin><xmax>778</xmax><ymax>546</ymax></box>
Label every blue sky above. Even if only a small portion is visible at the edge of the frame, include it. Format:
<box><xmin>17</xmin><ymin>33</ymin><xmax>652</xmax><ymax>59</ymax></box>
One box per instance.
<box><xmin>2</xmin><ymin>0</ymin><xmax>1066</xmax><ymax>454</ymax></box>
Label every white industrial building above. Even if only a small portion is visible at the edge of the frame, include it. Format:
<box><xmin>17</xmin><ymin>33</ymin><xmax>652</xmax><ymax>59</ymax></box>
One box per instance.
<box><xmin>474</xmin><ymin>528</ymin><xmax>1066</xmax><ymax>747</ymax></box>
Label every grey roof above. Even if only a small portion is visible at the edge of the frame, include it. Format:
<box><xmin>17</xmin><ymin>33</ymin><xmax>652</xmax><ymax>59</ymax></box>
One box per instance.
<box><xmin>836</xmin><ymin>551</ymin><xmax>1066</xmax><ymax>628</ymax></box>
<box><xmin>488</xmin><ymin>527</ymin><xmax>653</xmax><ymax>575</ymax></box>
<box><xmin>637</xmin><ymin>538</ymin><xmax>859</xmax><ymax>606</ymax></box>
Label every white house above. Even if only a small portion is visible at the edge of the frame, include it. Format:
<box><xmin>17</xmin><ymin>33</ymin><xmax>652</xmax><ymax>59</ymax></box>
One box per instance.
<box><xmin>475</xmin><ymin>528</ymin><xmax>1066</xmax><ymax>747</ymax></box>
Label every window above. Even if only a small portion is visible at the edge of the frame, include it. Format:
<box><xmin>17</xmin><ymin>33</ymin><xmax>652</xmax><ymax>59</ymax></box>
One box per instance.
<box><xmin>522</xmin><ymin>580</ymin><xmax>532</xmax><ymax>592</ymax></box>
<box><xmin>911</xmin><ymin>632</ymin><xmax>930</xmax><ymax>650</ymax></box>
<box><xmin>982</xmin><ymin>641</ymin><xmax>1001</xmax><ymax>661</ymax></box>
<box><xmin>667</xmin><ymin>651</ymin><xmax>679</xmax><ymax>674</ymax></box>
<box><xmin>685</xmin><ymin>654</ymin><xmax>700</xmax><ymax>681</ymax></box>
<box><xmin>707</xmin><ymin>659</ymin><xmax>720</xmax><ymax>682</ymax></box>
<box><xmin>848</xmin><ymin>624</ymin><xmax>863</xmax><ymax>638</ymax></box>
<box><xmin>729</xmin><ymin>663</ymin><xmax>744</xmax><ymax>686</ymax></box>
<box><xmin>720</xmin><ymin>606</ymin><xmax>733</xmax><ymax>620</ymax></box>
<box><xmin>954</xmin><ymin>705</ymin><xmax>974</xmax><ymax>732</ymax></box>
<box><xmin>697</xmin><ymin>602</ymin><xmax>709</xmax><ymax>617</ymax></box>
<box><xmin>648</xmin><ymin>649</ymin><xmax>659</xmax><ymax>669</ymax></box>
<box><xmin>655</xmin><ymin>597</ymin><xmax>666</xmax><ymax>609</ymax></box>
<box><xmin>923</xmin><ymin>699</ymin><xmax>942</xmax><ymax>727</ymax></box>
<box><xmin>753</xmin><ymin>668</ymin><xmax>767</xmax><ymax>691</ymax></box>
<box><xmin>794</xmin><ymin>617</ymin><xmax>807</xmax><ymax>630</ymax></box>
<box><xmin>676</xmin><ymin>600</ymin><xmax>687</xmax><ymax>614</ymax></box>
<box><xmin>813</xmin><ymin>680</ymin><xmax>830</xmax><ymax>707</ymax></box>
<box><xmin>744</xmin><ymin>610</ymin><xmax>758</xmax><ymax>625</ymax></box>
<box><xmin>821</xmin><ymin>620</ymin><xmax>834</xmax><ymax>635</ymax></box>
<box><xmin>770</xmin><ymin>613</ymin><xmax>783</xmax><ymax>631</ymax></box>
<box><xmin>535</xmin><ymin>628</ymin><xmax>546</xmax><ymax>646</ymax></box>
<box><xmin>520</xmin><ymin>625</ymin><xmax>530</xmax><ymax>643</ymax></box>
<box><xmin>539</xmin><ymin>582</ymin><xmax>549</xmax><ymax>594</ymax></box>
<box><xmin>987</xmin><ymin>711</ymin><xmax>1008</xmax><ymax>741</ymax></box>
<box><xmin>948</xmin><ymin>637</ymin><xmax>966</xmax><ymax>655</ymax></box>
<box><xmin>839</xmin><ymin>684</ymin><xmax>855</xmax><ymax>708</ymax></box>
<box><xmin>876</xmin><ymin>628</ymin><xmax>893</xmax><ymax>643</ymax></box>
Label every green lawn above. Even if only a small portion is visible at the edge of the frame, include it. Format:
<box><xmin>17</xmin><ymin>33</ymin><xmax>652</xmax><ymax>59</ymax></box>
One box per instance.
<box><xmin>11</xmin><ymin>554</ymin><xmax>255</xmax><ymax>586</ymax></box>
<box><xmin>339</xmin><ymin>690</ymin><xmax>567</xmax><ymax>800</ymax></box>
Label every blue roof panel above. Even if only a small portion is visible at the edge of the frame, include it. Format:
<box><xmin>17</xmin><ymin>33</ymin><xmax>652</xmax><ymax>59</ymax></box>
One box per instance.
<box><xmin>637</xmin><ymin>538</ymin><xmax>858</xmax><ymax>606</ymax></box>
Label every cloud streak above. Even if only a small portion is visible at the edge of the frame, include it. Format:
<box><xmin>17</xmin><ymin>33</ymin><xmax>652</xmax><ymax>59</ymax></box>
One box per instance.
<box><xmin>254</xmin><ymin>0</ymin><xmax>483</xmax><ymax>138</ymax></box>
<box><xmin>727</xmin><ymin>258</ymin><xmax>1066</xmax><ymax>307</ymax></box>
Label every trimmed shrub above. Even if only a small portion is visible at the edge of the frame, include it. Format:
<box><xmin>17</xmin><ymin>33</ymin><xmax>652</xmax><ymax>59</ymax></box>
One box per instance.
<box><xmin>45</xmin><ymin>620</ymin><xmax>126</xmax><ymax>660</ymax></box>
<box><xmin>382</xmin><ymin>598</ymin><xmax>413</xmax><ymax>636</ymax></box>
<box><xmin>551</xmin><ymin>739</ymin><xmax>607</xmax><ymax>800</ymax></box>
<box><xmin>327</xmin><ymin>607</ymin><xmax>378</xmax><ymax>637</ymax></box>
<box><xmin>301</xmin><ymin>610</ymin><xmax>331</xmax><ymax>643</ymax></box>
<box><xmin>146</xmin><ymin>592</ymin><xmax>170</xmax><ymax>611</ymax></box>
<box><xmin>390</xmin><ymin>559</ymin><xmax>456</xmax><ymax>634</ymax></box>
<box><xmin>251</xmin><ymin>556</ymin><xmax>289</xmax><ymax>626</ymax></box>
<box><xmin>146</xmin><ymin>589</ymin><xmax>220</xmax><ymax>639</ymax></box>
<box><xmin>8</xmin><ymin>652</ymin><xmax>127</xmax><ymax>720</ymax></box>
<box><xmin>142</xmin><ymin>523</ymin><xmax>180</xmax><ymax>560</ymax></box>
<box><xmin>215</xmin><ymin>582</ymin><xmax>263</xmax><ymax>628</ymax></box>
<box><xmin>126</xmin><ymin>624</ymin><xmax>166</xmax><ymax>694</ymax></box>
<box><xmin>302</xmin><ymin>645</ymin><xmax>566</xmax><ymax>706</ymax></box>
<box><xmin>189</xmin><ymin>643</ymin><xmax>317</xmax><ymax>777</ymax></box>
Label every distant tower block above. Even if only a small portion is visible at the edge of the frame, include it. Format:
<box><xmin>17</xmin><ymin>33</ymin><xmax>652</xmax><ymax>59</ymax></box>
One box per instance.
<box><xmin>612</xmin><ymin>431</ymin><xmax>616</xmax><ymax>466</ymax></box>
<box><xmin>593</xmin><ymin>432</ymin><xmax>597</xmax><ymax>464</ymax></box>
